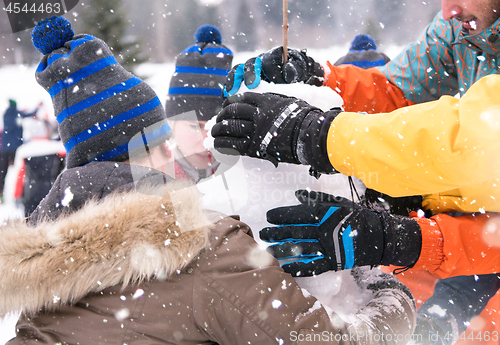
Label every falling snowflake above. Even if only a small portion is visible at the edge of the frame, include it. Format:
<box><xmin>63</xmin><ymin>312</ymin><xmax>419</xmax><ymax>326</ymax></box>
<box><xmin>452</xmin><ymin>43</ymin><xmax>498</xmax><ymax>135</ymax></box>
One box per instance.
<box><xmin>114</xmin><ymin>308</ymin><xmax>130</xmax><ymax>321</ymax></box>
<box><xmin>61</xmin><ymin>187</ymin><xmax>74</xmax><ymax>207</ymax></box>
<box><xmin>246</xmin><ymin>245</ymin><xmax>273</xmax><ymax>268</ymax></box>
<box><xmin>132</xmin><ymin>288</ymin><xmax>144</xmax><ymax>299</ymax></box>
<box><xmin>427</xmin><ymin>304</ymin><xmax>446</xmax><ymax>317</ymax></box>
<box><xmin>271</xmin><ymin>299</ymin><xmax>283</xmax><ymax>309</ymax></box>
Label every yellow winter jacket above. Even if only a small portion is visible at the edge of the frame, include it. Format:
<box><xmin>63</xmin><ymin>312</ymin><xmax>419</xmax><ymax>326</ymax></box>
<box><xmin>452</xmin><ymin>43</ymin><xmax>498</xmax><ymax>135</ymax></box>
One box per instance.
<box><xmin>327</xmin><ymin>74</ymin><xmax>500</xmax><ymax>213</ymax></box>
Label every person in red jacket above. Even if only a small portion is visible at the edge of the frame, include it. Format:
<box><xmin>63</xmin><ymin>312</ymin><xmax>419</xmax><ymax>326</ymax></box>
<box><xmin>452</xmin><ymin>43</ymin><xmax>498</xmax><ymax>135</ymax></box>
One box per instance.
<box><xmin>11</xmin><ymin>116</ymin><xmax>65</xmax><ymax>217</ymax></box>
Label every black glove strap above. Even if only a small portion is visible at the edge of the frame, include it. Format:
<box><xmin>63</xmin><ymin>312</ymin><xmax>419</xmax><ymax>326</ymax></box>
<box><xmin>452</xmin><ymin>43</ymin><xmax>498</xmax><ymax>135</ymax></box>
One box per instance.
<box><xmin>256</xmin><ymin>97</ymin><xmax>321</xmax><ymax>167</ymax></box>
<box><xmin>258</xmin><ymin>102</ymin><xmax>301</xmax><ymax>166</ymax></box>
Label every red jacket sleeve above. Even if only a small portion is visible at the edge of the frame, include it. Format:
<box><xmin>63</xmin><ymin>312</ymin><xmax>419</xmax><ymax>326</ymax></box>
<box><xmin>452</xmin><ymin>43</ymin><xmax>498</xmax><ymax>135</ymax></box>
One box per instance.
<box><xmin>409</xmin><ymin>212</ymin><xmax>500</xmax><ymax>279</ymax></box>
<box><xmin>14</xmin><ymin>160</ymin><xmax>25</xmax><ymax>200</ymax></box>
<box><xmin>324</xmin><ymin>62</ymin><xmax>415</xmax><ymax>113</ymax></box>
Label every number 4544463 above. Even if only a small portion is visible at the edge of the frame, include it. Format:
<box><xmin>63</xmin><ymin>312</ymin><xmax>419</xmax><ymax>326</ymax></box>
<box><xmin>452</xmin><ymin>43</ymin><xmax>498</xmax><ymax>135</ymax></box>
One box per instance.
<box><xmin>4</xmin><ymin>2</ymin><xmax>61</xmax><ymax>14</ymax></box>
<box><xmin>458</xmin><ymin>331</ymin><xmax>499</xmax><ymax>342</ymax></box>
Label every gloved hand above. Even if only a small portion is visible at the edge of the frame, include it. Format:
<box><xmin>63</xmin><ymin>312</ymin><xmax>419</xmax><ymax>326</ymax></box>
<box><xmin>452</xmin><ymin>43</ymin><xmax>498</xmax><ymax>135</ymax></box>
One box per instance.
<box><xmin>259</xmin><ymin>190</ymin><xmax>422</xmax><ymax>277</ymax></box>
<box><xmin>223</xmin><ymin>47</ymin><xmax>324</xmax><ymax>97</ymax></box>
<box><xmin>211</xmin><ymin>92</ymin><xmax>339</xmax><ymax>174</ymax></box>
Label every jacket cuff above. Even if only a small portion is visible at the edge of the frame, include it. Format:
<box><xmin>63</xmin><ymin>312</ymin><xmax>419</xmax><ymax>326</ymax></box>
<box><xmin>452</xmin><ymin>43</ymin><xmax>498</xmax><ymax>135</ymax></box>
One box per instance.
<box><xmin>380</xmin><ymin>213</ymin><xmax>422</xmax><ymax>267</ymax></box>
<box><xmin>409</xmin><ymin>212</ymin><xmax>444</xmax><ymax>272</ymax></box>
<box><xmin>297</xmin><ymin>109</ymin><xmax>341</xmax><ymax>174</ymax></box>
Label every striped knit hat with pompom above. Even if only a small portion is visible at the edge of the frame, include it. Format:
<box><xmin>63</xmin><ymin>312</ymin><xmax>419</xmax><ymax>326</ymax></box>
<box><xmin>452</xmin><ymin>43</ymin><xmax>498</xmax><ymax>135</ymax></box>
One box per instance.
<box><xmin>334</xmin><ymin>34</ymin><xmax>390</xmax><ymax>69</ymax></box>
<box><xmin>165</xmin><ymin>25</ymin><xmax>233</xmax><ymax>121</ymax></box>
<box><xmin>31</xmin><ymin>16</ymin><xmax>171</xmax><ymax>169</ymax></box>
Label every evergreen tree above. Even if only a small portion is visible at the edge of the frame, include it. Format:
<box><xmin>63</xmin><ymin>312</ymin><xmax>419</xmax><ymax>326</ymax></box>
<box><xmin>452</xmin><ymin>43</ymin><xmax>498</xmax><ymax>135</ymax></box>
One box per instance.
<box><xmin>166</xmin><ymin>0</ymin><xmax>223</xmax><ymax>55</ymax></box>
<box><xmin>76</xmin><ymin>0</ymin><xmax>147</xmax><ymax>72</ymax></box>
<box><xmin>234</xmin><ymin>0</ymin><xmax>257</xmax><ymax>51</ymax></box>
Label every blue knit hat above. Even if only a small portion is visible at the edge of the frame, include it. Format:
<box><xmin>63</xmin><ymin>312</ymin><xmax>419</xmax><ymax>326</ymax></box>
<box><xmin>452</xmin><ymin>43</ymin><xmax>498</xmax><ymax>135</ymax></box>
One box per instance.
<box><xmin>334</xmin><ymin>34</ymin><xmax>390</xmax><ymax>69</ymax></box>
<box><xmin>165</xmin><ymin>25</ymin><xmax>233</xmax><ymax>121</ymax></box>
<box><xmin>31</xmin><ymin>16</ymin><xmax>171</xmax><ymax>169</ymax></box>
<box><xmin>350</xmin><ymin>34</ymin><xmax>377</xmax><ymax>51</ymax></box>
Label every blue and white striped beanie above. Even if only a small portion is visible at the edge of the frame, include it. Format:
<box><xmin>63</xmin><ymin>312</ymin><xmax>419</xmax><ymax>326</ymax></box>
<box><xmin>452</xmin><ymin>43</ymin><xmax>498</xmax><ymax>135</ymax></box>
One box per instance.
<box><xmin>334</xmin><ymin>34</ymin><xmax>390</xmax><ymax>69</ymax></box>
<box><xmin>31</xmin><ymin>16</ymin><xmax>171</xmax><ymax>169</ymax></box>
<box><xmin>166</xmin><ymin>25</ymin><xmax>233</xmax><ymax>121</ymax></box>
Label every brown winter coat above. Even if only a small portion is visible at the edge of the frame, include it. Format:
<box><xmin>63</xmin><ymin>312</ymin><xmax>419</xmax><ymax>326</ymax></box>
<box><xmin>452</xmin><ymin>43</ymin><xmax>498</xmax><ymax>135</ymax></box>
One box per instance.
<box><xmin>2</xmin><ymin>162</ymin><xmax>415</xmax><ymax>344</ymax></box>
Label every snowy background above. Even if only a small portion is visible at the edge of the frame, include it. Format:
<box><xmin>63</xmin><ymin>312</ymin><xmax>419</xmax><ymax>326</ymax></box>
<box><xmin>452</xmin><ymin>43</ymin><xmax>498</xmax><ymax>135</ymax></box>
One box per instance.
<box><xmin>0</xmin><ymin>45</ymin><xmax>407</xmax><ymax>343</ymax></box>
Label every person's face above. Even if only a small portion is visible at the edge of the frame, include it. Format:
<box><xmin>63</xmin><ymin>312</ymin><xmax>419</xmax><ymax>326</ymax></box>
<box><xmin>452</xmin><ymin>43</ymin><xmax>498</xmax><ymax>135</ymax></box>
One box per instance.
<box><xmin>442</xmin><ymin>0</ymin><xmax>500</xmax><ymax>35</ymax></box>
<box><xmin>172</xmin><ymin>120</ymin><xmax>213</xmax><ymax>169</ymax></box>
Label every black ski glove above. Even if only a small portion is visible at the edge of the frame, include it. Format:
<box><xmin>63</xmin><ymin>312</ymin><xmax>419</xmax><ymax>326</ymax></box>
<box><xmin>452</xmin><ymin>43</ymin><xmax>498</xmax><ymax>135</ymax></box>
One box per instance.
<box><xmin>223</xmin><ymin>47</ymin><xmax>324</xmax><ymax>97</ymax></box>
<box><xmin>211</xmin><ymin>92</ymin><xmax>339</xmax><ymax>174</ymax></box>
<box><xmin>259</xmin><ymin>190</ymin><xmax>422</xmax><ymax>277</ymax></box>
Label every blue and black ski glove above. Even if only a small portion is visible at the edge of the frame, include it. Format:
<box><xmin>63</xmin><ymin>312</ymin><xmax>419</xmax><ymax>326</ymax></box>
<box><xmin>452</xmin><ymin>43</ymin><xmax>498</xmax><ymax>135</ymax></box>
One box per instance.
<box><xmin>259</xmin><ymin>190</ymin><xmax>422</xmax><ymax>277</ymax></box>
<box><xmin>223</xmin><ymin>46</ymin><xmax>324</xmax><ymax>97</ymax></box>
<box><xmin>212</xmin><ymin>92</ymin><xmax>339</xmax><ymax>175</ymax></box>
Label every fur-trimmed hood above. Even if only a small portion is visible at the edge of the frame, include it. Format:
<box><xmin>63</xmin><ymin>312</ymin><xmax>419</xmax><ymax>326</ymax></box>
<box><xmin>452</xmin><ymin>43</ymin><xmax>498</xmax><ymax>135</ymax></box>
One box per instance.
<box><xmin>0</xmin><ymin>183</ymin><xmax>212</xmax><ymax>317</ymax></box>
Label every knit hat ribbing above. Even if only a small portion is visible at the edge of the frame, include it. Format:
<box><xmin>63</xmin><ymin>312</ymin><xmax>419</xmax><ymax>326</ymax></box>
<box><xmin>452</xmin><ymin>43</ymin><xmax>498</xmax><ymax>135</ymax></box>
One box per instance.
<box><xmin>32</xmin><ymin>16</ymin><xmax>171</xmax><ymax>169</ymax></box>
<box><xmin>165</xmin><ymin>25</ymin><xmax>233</xmax><ymax>121</ymax></box>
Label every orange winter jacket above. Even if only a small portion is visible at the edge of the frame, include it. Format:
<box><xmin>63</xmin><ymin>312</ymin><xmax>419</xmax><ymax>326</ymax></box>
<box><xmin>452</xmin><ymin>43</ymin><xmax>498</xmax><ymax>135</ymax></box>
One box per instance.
<box><xmin>324</xmin><ymin>63</ymin><xmax>414</xmax><ymax>113</ymax></box>
<box><xmin>410</xmin><ymin>212</ymin><xmax>500</xmax><ymax>279</ymax></box>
